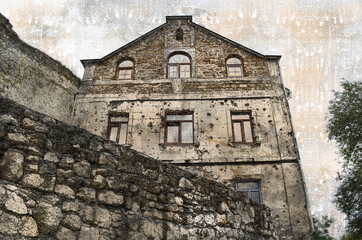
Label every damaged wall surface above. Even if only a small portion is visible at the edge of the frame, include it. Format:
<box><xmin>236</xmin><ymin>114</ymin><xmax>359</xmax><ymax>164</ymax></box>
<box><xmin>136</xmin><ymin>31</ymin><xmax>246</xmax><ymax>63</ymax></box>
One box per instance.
<box><xmin>73</xmin><ymin>16</ymin><xmax>312</xmax><ymax>239</ymax></box>
<box><xmin>0</xmin><ymin>13</ymin><xmax>80</xmax><ymax>124</ymax></box>
<box><xmin>0</xmin><ymin>96</ymin><xmax>280</xmax><ymax>240</ymax></box>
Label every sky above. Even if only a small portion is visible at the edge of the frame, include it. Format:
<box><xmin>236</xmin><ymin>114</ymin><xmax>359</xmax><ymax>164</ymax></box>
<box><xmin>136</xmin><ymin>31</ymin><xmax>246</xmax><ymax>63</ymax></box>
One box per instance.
<box><xmin>1</xmin><ymin>0</ymin><xmax>361</xmax><ymax>238</ymax></box>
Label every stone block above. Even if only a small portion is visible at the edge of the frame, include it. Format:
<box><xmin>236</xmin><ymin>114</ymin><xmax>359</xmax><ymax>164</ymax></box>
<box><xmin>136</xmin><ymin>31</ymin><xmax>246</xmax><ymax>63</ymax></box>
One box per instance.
<box><xmin>0</xmin><ymin>150</ymin><xmax>24</xmax><ymax>181</ymax></box>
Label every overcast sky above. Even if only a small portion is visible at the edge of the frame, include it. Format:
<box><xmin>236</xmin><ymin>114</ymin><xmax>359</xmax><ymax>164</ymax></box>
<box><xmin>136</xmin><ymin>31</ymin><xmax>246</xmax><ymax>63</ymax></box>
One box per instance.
<box><xmin>1</xmin><ymin>0</ymin><xmax>361</xmax><ymax>237</ymax></box>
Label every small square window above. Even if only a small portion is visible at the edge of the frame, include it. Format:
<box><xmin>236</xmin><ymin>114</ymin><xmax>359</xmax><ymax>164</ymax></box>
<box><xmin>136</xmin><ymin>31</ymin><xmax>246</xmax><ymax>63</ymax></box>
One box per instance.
<box><xmin>165</xmin><ymin>113</ymin><xmax>194</xmax><ymax>145</ymax></box>
<box><xmin>231</xmin><ymin>112</ymin><xmax>254</xmax><ymax>144</ymax></box>
<box><xmin>236</xmin><ymin>180</ymin><xmax>262</xmax><ymax>203</ymax></box>
<box><xmin>107</xmin><ymin>115</ymin><xmax>128</xmax><ymax>145</ymax></box>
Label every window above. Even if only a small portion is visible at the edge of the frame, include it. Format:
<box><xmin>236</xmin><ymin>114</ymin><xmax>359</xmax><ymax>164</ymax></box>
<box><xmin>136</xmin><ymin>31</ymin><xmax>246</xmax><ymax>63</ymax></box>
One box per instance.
<box><xmin>176</xmin><ymin>28</ymin><xmax>183</xmax><ymax>40</ymax></box>
<box><xmin>165</xmin><ymin>113</ymin><xmax>194</xmax><ymax>144</ymax></box>
<box><xmin>236</xmin><ymin>180</ymin><xmax>262</xmax><ymax>203</ymax></box>
<box><xmin>226</xmin><ymin>57</ymin><xmax>243</xmax><ymax>77</ymax></box>
<box><xmin>167</xmin><ymin>53</ymin><xmax>191</xmax><ymax>79</ymax></box>
<box><xmin>231</xmin><ymin>112</ymin><xmax>254</xmax><ymax>144</ymax></box>
<box><xmin>117</xmin><ymin>60</ymin><xmax>134</xmax><ymax>79</ymax></box>
<box><xmin>107</xmin><ymin>115</ymin><xmax>128</xmax><ymax>145</ymax></box>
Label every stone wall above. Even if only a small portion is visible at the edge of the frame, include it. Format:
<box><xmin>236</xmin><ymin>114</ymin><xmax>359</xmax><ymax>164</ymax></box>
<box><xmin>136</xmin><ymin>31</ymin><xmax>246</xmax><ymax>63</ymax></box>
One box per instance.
<box><xmin>0</xmin><ymin>13</ymin><xmax>80</xmax><ymax>124</ymax></box>
<box><xmin>0</xmin><ymin>96</ymin><xmax>280</xmax><ymax>240</ymax></box>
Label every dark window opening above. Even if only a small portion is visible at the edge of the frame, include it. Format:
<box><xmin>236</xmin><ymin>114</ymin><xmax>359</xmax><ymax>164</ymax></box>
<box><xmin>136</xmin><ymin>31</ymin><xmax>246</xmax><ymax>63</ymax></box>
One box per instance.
<box><xmin>176</xmin><ymin>28</ymin><xmax>183</xmax><ymax>40</ymax></box>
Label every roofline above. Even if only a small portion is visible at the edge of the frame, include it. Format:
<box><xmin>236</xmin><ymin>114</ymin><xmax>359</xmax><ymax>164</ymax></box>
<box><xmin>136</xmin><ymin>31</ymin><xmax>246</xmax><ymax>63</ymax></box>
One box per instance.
<box><xmin>81</xmin><ymin>16</ymin><xmax>281</xmax><ymax>66</ymax></box>
<box><xmin>189</xmin><ymin>22</ymin><xmax>281</xmax><ymax>60</ymax></box>
<box><xmin>81</xmin><ymin>23</ymin><xmax>167</xmax><ymax>66</ymax></box>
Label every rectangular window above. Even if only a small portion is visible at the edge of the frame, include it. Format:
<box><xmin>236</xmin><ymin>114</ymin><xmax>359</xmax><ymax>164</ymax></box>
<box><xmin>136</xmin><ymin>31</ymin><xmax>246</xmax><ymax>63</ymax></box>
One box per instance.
<box><xmin>165</xmin><ymin>112</ymin><xmax>193</xmax><ymax>144</ymax></box>
<box><xmin>118</xmin><ymin>69</ymin><xmax>132</xmax><ymax>79</ymax></box>
<box><xmin>236</xmin><ymin>180</ymin><xmax>262</xmax><ymax>204</ymax></box>
<box><xmin>227</xmin><ymin>66</ymin><xmax>242</xmax><ymax>77</ymax></box>
<box><xmin>107</xmin><ymin>115</ymin><xmax>128</xmax><ymax>145</ymax></box>
<box><xmin>231</xmin><ymin>112</ymin><xmax>254</xmax><ymax>144</ymax></box>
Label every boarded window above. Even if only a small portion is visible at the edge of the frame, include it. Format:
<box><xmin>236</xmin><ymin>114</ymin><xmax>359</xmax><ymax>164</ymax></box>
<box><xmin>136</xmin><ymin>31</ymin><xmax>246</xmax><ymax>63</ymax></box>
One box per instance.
<box><xmin>165</xmin><ymin>113</ymin><xmax>193</xmax><ymax>144</ymax></box>
<box><xmin>117</xmin><ymin>60</ymin><xmax>134</xmax><ymax>79</ymax></box>
<box><xmin>231</xmin><ymin>112</ymin><xmax>254</xmax><ymax>144</ymax></box>
<box><xmin>107</xmin><ymin>115</ymin><xmax>129</xmax><ymax>145</ymax></box>
<box><xmin>236</xmin><ymin>180</ymin><xmax>262</xmax><ymax>203</ymax></box>
<box><xmin>227</xmin><ymin>57</ymin><xmax>243</xmax><ymax>77</ymax></box>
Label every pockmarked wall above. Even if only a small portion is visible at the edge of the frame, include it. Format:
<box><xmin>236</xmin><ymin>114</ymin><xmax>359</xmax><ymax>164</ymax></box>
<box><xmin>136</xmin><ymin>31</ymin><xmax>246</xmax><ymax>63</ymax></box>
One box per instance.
<box><xmin>0</xmin><ymin>13</ymin><xmax>80</xmax><ymax>124</ymax></box>
<box><xmin>1</xmin><ymin>1</ymin><xmax>359</xmax><ymax>237</ymax></box>
<box><xmin>0</xmin><ymin>96</ymin><xmax>280</xmax><ymax>240</ymax></box>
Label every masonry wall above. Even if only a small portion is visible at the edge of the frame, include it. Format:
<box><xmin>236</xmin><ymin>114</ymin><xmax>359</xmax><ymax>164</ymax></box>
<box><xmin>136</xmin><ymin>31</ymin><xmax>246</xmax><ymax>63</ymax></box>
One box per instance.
<box><xmin>73</xmin><ymin>17</ymin><xmax>312</xmax><ymax>240</ymax></box>
<box><xmin>0</xmin><ymin>14</ymin><xmax>80</xmax><ymax>124</ymax></box>
<box><xmin>0</xmin><ymin>96</ymin><xmax>280</xmax><ymax>240</ymax></box>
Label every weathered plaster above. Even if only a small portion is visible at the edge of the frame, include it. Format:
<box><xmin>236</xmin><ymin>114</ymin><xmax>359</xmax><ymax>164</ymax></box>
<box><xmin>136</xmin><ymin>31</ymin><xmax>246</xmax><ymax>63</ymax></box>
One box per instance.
<box><xmin>0</xmin><ymin>0</ymin><xmax>360</xmax><ymax>237</ymax></box>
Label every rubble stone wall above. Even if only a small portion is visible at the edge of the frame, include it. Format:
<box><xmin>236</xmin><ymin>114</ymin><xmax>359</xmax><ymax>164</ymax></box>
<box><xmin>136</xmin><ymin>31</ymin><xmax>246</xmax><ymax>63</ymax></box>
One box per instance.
<box><xmin>0</xmin><ymin>13</ymin><xmax>80</xmax><ymax>124</ymax></box>
<box><xmin>0</xmin><ymin>96</ymin><xmax>279</xmax><ymax>240</ymax></box>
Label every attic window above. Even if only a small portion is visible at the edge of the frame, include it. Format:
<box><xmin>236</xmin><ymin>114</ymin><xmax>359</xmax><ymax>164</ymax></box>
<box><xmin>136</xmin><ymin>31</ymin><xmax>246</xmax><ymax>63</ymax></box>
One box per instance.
<box><xmin>176</xmin><ymin>28</ymin><xmax>183</xmax><ymax>40</ymax></box>
<box><xmin>117</xmin><ymin>60</ymin><xmax>134</xmax><ymax>79</ymax></box>
<box><xmin>167</xmin><ymin>53</ymin><xmax>191</xmax><ymax>78</ymax></box>
<box><xmin>226</xmin><ymin>57</ymin><xmax>243</xmax><ymax>77</ymax></box>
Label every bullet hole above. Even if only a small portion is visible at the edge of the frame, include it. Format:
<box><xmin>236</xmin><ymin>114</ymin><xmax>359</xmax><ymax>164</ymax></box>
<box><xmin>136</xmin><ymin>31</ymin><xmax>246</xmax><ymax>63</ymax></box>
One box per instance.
<box><xmin>263</xmin><ymin>108</ymin><xmax>266</xmax><ymax>111</ymax></box>
<box><xmin>268</xmin><ymin>120</ymin><xmax>273</xmax><ymax>124</ymax></box>
<box><xmin>209</xmin><ymin>123</ymin><xmax>214</xmax><ymax>129</ymax></box>
<box><xmin>207</xmin><ymin>113</ymin><xmax>211</xmax><ymax>116</ymax></box>
<box><xmin>216</xmin><ymin>144</ymin><xmax>220</xmax><ymax>148</ymax></box>
<box><xmin>208</xmin><ymin>136</ymin><xmax>213</xmax><ymax>139</ymax></box>
<box><xmin>142</xmin><ymin>115</ymin><xmax>145</xmax><ymax>118</ymax></box>
<box><xmin>245</xmin><ymin>103</ymin><xmax>249</xmax><ymax>107</ymax></box>
<box><xmin>220</xmin><ymin>102</ymin><xmax>224</xmax><ymax>105</ymax></box>
<box><xmin>148</xmin><ymin>122</ymin><xmax>153</xmax><ymax>128</ymax></box>
<box><xmin>280</xmin><ymin>128</ymin><xmax>283</xmax><ymax>131</ymax></box>
<box><xmin>164</xmin><ymin>102</ymin><xmax>167</xmax><ymax>105</ymax></box>
<box><xmin>201</xmin><ymin>131</ymin><xmax>205</xmax><ymax>134</ymax></box>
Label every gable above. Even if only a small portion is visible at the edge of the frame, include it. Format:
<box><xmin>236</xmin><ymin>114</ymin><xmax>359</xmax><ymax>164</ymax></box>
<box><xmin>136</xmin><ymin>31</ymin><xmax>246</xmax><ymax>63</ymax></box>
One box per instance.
<box><xmin>82</xmin><ymin>16</ymin><xmax>280</xmax><ymax>81</ymax></box>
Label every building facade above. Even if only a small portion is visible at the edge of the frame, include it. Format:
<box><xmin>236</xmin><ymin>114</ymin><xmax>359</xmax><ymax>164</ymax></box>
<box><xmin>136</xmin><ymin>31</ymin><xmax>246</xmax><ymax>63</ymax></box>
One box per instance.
<box><xmin>73</xmin><ymin>16</ymin><xmax>312</xmax><ymax>239</ymax></box>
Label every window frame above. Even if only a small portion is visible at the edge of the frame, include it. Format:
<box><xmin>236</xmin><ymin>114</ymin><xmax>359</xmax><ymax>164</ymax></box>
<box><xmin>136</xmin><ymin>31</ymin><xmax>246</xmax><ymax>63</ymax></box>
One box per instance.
<box><xmin>231</xmin><ymin>111</ymin><xmax>255</xmax><ymax>144</ymax></box>
<box><xmin>226</xmin><ymin>56</ymin><xmax>244</xmax><ymax>78</ymax></box>
<box><xmin>107</xmin><ymin>114</ymin><xmax>129</xmax><ymax>145</ymax></box>
<box><xmin>164</xmin><ymin>111</ymin><xmax>194</xmax><ymax>145</ymax></box>
<box><xmin>115</xmin><ymin>59</ymin><xmax>134</xmax><ymax>80</ymax></box>
<box><xmin>236</xmin><ymin>180</ymin><xmax>262</xmax><ymax>204</ymax></box>
<box><xmin>167</xmin><ymin>52</ymin><xmax>192</xmax><ymax>79</ymax></box>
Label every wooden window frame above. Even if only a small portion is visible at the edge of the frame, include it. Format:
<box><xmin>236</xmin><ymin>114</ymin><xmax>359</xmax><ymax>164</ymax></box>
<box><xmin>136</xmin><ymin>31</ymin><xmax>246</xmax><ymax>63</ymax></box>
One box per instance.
<box><xmin>236</xmin><ymin>180</ymin><xmax>262</xmax><ymax>204</ymax></box>
<box><xmin>164</xmin><ymin>112</ymin><xmax>194</xmax><ymax>145</ymax></box>
<box><xmin>226</xmin><ymin>56</ymin><xmax>245</xmax><ymax>78</ymax></box>
<box><xmin>107</xmin><ymin>114</ymin><xmax>129</xmax><ymax>145</ymax></box>
<box><xmin>167</xmin><ymin>52</ymin><xmax>192</xmax><ymax>79</ymax></box>
<box><xmin>231</xmin><ymin>111</ymin><xmax>255</xmax><ymax>145</ymax></box>
<box><xmin>115</xmin><ymin>59</ymin><xmax>134</xmax><ymax>80</ymax></box>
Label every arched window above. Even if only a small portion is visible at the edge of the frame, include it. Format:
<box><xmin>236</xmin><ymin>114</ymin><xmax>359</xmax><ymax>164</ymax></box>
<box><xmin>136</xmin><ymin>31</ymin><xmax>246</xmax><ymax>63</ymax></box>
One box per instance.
<box><xmin>167</xmin><ymin>53</ymin><xmax>191</xmax><ymax>78</ymax></box>
<box><xmin>117</xmin><ymin>60</ymin><xmax>134</xmax><ymax>79</ymax></box>
<box><xmin>226</xmin><ymin>57</ymin><xmax>243</xmax><ymax>77</ymax></box>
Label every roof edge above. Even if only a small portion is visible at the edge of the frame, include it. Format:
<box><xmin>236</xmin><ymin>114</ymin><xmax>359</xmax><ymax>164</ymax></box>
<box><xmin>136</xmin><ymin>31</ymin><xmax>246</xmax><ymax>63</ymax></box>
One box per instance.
<box><xmin>166</xmin><ymin>15</ymin><xmax>192</xmax><ymax>22</ymax></box>
<box><xmin>80</xmin><ymin>16</ymin><xmax>282</xmax><ymax>66</ymax></box>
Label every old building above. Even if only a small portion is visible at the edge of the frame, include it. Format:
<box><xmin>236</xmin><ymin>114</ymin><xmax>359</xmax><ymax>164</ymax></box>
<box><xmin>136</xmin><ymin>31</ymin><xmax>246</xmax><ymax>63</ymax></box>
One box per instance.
<box><xmin>73</xmin><ymin>16</ymin><xmax>312</xmax><ymax>239</ymax></box>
